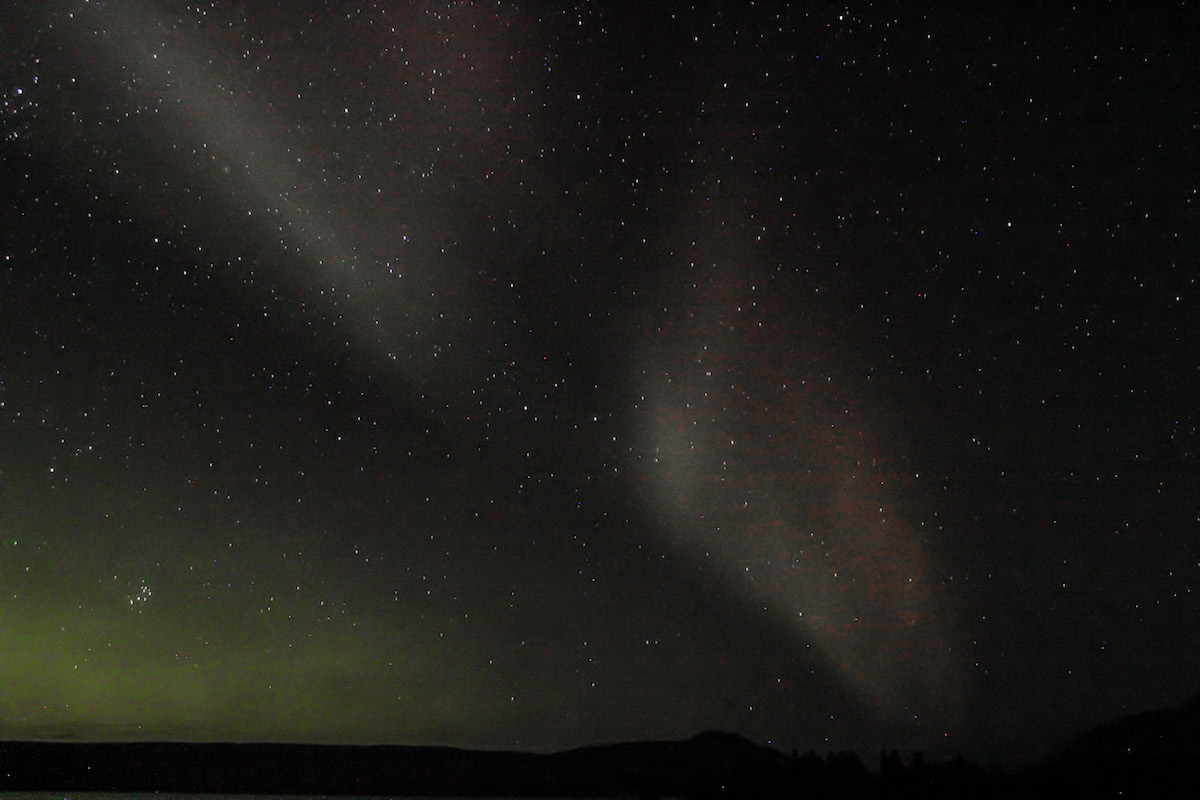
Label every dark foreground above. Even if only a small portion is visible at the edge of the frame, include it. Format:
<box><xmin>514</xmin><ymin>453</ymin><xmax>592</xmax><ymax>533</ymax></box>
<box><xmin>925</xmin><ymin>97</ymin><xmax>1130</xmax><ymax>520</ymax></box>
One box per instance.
<box><xmin>1</xmin><ymin>728</ymin><xmax>1198</xmax><ymax>799</ymax></box>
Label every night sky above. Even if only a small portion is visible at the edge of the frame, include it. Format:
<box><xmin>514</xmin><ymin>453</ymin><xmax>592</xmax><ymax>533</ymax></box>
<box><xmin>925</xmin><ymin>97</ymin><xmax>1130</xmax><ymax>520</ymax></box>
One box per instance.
<box><xmin>2</xmin><ymin>0</ymin><xmax>1197</xmax><ymax>765</ymax></box>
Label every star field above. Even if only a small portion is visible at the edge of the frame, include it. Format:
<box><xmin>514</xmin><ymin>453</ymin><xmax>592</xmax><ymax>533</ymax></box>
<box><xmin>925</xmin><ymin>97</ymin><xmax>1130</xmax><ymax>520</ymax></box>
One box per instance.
<box><xmin>1</xmin><ymin>1</ymin><xmax>1198</xmax><ymax>764</ymax></box>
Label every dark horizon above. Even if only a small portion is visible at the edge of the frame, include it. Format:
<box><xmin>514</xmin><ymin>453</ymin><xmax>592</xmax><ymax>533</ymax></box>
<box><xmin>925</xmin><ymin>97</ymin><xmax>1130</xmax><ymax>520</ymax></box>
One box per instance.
<box><xmin>2</xmin><ymin>707</ymin><xmax>1198</xmax><ymax>798</ymax></box>
<box><xmin>2</xmin><ymin>0</ymin><xmax>1197</xmax><ymax>768</ymax></box>
<box><xmin>0</xmin><ymin>734</ymin><xmax>991</xmax><ymax>795</ymax></box>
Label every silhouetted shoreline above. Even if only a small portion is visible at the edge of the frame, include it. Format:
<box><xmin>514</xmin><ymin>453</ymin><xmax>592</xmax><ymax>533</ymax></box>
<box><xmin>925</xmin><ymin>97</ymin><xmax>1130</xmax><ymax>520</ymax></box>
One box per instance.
<box><xmin>7</xmin><ymin>733</ymin><xmax>781</xmax><ymax>796</ymax></box>
<box><xmin>4</xmin><ymin>697</ymin><xmax>1200</xmax><ymax>798</ymax></box>
<box><xmin>3</xmin><ymin>734</ymin><xmax>731</xmax><ymax>796</ymax></box>
<box><xmin>1</xmin><ymin>725</ymin><xmax>1196</xmax><ymax>798</ymax></box>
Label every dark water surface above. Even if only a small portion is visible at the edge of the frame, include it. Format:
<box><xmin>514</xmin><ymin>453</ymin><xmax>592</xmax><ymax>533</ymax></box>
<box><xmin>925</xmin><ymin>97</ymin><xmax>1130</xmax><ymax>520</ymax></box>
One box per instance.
<box><xmin>4</xmin><ymin>795</ymin><xmax>599</xmax><ymax>800</ymax></box>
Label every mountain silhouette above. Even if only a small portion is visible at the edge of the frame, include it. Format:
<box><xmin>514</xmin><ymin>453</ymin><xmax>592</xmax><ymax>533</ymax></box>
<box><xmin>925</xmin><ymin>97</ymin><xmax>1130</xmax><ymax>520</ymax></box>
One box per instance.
<box><xmin>0</xmin><ymin>732</ymin><xmax>790</xmax><ymax>796</ymax></box>
<box><xmin>6</xmin><ymin>707</ymin><xmax>1199</xmax><ymax>799</ymax></box>
<box><xmin>1024</xmin><ymin>693</ymin><xmax>1200</xmax><ymax>799</ymax></box>
<box><xmin>1051</xmin><ymin>692</ymin><xmax>1200</xmax><ymax>761</ymax></box>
